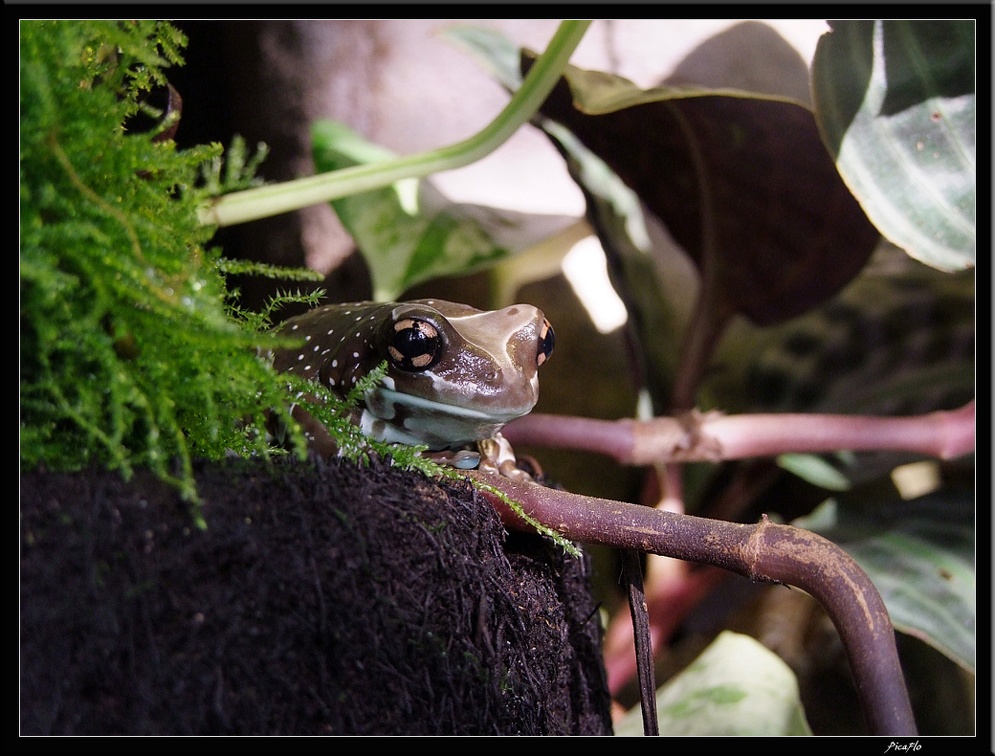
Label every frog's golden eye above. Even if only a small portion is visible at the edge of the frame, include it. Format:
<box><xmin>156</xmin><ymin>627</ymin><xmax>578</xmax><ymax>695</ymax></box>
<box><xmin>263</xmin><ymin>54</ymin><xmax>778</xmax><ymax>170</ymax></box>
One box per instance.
<box><xmin>537</xmin><ymin>318</ymin><xmax>555</xmax><ymax>367</ymax></box>
<box><xmin>387</xmin><ymin>317</ymin><xmax>444</xmax><ymax>371</ymax></box>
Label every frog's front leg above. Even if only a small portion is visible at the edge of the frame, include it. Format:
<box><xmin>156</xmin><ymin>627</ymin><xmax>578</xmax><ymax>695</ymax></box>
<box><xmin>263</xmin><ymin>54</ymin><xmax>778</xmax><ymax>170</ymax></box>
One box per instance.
<box><xmin>288</xmin><ymin>402</ymin><xmax>341</xmax><ymax>461</ymax></box>
<box><xmin>423</xmin><ymin>433</ymin><xmax>536</xmax><ymax>481</ymax></box>
<box><xmin>476</xmin><ymin>433</ymin><xmax>535</xmax><ymax>481</ymax></box>
<box><xmin>423</xmin><ymin>447</ymin><xmax>484</xmax><ymax>470</ymax></box>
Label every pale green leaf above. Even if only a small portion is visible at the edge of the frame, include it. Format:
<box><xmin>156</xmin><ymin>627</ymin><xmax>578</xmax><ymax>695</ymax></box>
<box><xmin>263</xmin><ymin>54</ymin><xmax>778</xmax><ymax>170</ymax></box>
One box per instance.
<box><xmin>311</xmin><ymin>119</ymin><xmax>576</xmax><ymax>301</ymax></box>
<box><xmin>812</xmin><ymin>20</ymin><xmax>975</xmax><ymax>271</ymax></box>
<box><xmin>777</xmin><ymin>453</ymin><xmax>852</xmax><ymax>491</ymax></box>
<box><xmin>444</xmin><ymin>25</ymin><xmax>523</xmax><ymax>90</ymax></box>
<box><xmin>794</xmin><ymin>491</ymin><xmax>975</xmax><ymax>671</ymax></box>
<box><xmin>614</xmin><ymin>631</ymin><xmax>812</xmax><ymax>736</ymax></box>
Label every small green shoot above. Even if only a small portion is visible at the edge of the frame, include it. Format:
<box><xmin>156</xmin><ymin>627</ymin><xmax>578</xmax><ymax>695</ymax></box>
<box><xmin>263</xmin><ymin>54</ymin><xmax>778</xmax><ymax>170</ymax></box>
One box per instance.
<box><xmin>198</xmin><ymin>21</ymin><xmax>592</xmax><ymax>227</ymax></box>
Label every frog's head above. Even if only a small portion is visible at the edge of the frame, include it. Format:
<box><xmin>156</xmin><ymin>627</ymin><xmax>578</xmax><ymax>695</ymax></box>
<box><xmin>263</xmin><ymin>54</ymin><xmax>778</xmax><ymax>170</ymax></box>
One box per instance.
<box><xmin>362</xmin><ymin>299</ymin><xmax>554</xmax><ymax>449</ymax></box>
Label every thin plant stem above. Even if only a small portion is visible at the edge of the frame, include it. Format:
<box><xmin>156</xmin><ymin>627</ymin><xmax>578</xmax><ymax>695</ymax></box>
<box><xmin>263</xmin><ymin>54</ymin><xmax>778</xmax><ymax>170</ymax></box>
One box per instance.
<box><xmin>502</xmin><ymin>401</ymin><xmax>976</xmax><ymax>465</ymax></box>
<box><xmin>198</xmin><ymin>20</ymin><xmax>591</xmax><ymax>228</ymax></box>
<box><xmin>622</xmin><ymin>549</ymin><xmax>659</xmax><ymax>736</ymax></box>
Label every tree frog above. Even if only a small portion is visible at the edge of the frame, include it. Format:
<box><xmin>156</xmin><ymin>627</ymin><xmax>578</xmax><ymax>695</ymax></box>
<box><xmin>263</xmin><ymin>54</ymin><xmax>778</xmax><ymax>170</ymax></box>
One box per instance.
<box><xmin>272</xmin><ymin>299</ymin><xmax>554</xmax><ymax>477</ymax></box>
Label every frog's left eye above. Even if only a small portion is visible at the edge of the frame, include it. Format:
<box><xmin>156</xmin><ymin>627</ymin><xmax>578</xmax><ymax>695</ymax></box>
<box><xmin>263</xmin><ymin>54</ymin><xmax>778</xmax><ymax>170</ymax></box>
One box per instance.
<box><xmin>387</xmin><ymin>317</ymin><xmax>444</xmax><ymax>371</ymax></box>
<box><xmin>537</xmin><ymin>318</ymin><xmax>555</xmax><ymax>367</ymax></box>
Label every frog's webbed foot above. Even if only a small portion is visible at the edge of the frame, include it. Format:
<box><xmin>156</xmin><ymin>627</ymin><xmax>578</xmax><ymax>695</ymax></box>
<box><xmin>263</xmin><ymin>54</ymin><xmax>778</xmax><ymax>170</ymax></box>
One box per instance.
<box><xmin>423</xmin><ymin>434</ymin><xmax>537</xmax><ymax>480</ymax></box>
<box><xmin>475</xmin><ymin>433</ymin><xmax>538</xmax><ymax>482</ymax></box>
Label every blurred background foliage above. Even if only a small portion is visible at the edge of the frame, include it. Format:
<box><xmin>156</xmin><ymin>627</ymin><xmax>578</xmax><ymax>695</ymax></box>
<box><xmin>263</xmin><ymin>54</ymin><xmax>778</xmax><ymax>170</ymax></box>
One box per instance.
<box><xmin>20</xmin><ymin>20</ymin><xmax>976</xmax><ymax>734</ymax></box>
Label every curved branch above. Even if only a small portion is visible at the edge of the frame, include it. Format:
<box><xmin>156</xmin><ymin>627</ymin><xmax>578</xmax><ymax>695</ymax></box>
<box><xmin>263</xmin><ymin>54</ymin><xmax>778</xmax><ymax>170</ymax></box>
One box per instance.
<box><xmin>468</xmin><ymin>472</ymin><xmax>918</xmax><ymax>736</ymax></box>
<box><xmin>503</xmin><ymin>400</ymin><xmax>975</xmax><ymax>465</ymax></box>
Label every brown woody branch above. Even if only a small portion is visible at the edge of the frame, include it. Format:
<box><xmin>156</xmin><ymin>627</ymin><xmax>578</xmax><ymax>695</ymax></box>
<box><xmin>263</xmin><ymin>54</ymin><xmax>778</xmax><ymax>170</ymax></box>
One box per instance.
<box><xmin>468</xmin><ymin>472</ymin><xmax>918</xmax><ymax>736</ymax></box>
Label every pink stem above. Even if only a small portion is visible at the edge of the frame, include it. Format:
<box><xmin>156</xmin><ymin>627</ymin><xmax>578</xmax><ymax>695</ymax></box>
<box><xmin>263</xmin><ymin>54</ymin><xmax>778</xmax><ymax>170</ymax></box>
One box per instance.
<box><xmin>504</xmin><ymin>400</ymin><xmax>975</xmax><ymax>465</ymax></box>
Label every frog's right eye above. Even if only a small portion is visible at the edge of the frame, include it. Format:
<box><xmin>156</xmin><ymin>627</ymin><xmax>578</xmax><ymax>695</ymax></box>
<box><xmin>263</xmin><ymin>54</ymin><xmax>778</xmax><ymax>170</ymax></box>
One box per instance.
<box><xmin>387</xmin><ymin>317</ymin><xmax>444</xmax><ymax>371</ymax></box>
<box><xmin>536</xmin><ymin>318</ymin><xmax>555</xmax><ymax>367</ymax></box>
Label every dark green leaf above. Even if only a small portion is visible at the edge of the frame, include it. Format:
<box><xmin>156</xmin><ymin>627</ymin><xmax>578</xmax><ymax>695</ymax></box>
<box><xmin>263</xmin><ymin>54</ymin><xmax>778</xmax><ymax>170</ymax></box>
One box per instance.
<box><xmin>522</xmin><ymin>53</ymin><xmax>880</xmax><ymax>327</ymax></box>
<box><xmin>710</xmin><ymin>252</ymin><xmax>975</xmax><ymax>418</ymax></box>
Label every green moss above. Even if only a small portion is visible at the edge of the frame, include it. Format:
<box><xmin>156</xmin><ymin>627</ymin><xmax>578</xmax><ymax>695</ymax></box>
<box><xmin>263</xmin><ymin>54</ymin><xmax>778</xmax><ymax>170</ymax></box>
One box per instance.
<box><xmin>19</xmin><ymin>20</ymin><xmax>309</xmax><ymax>500</ymax></box>
<box><xmin>18</xmin><ymin>21</ymin><xmax>580</xmax><ymax>556</ymax></box>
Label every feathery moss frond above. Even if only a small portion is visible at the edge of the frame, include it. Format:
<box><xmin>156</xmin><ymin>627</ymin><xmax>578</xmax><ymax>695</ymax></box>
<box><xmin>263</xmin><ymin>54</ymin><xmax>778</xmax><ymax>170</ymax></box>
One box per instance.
<box><xmin>19</xmin><ymin>20</ymin><xmax>311</xmax><ymax>500</ymax></box>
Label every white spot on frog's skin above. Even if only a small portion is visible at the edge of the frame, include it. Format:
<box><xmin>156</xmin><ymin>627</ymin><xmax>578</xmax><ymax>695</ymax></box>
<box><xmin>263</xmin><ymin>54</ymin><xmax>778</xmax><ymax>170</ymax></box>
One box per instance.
<box><xmin>332</xmin><ymin>359</ymin><xmax>338</xmax><ymax>368</ymax></box>
<box><xmin>327</xmin><ymin>329</ymin><xmax>335</xmax><ymax>336</ymax></box>
<box><xmin>291</xmin><ymin>324</ymin><xmax>299</xmax><ymax>331</ymax></box>
<box><xmin>353</xmin><ymin>352</ymin><xmax>359</xmax><ymax>359</ymax></box>
<box><xmin>297</xmin><ymin>354</ymin><xmax>304</xmax><ymax>361</ymax></box>
<box><xmin>305</xmin><ymin>335</ymin><xmax>311</xmax><ymax>341</ymax></box>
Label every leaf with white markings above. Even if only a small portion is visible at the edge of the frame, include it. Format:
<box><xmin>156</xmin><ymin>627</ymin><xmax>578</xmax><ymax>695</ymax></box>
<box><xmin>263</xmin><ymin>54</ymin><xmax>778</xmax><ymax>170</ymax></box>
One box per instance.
<box><xmin>812</xmin><ymin>20</ymin><xmax>976</xmax><ymax>271</ymax></box>
<box><xmin>794</xmin><ymin>490</ymin><xmax>975</xmax><ymax>671</ymax></box>
<box><xmin>614</xmin><ymin>632</ymin><xmax>812</xmax><ymax>736</ymax></box>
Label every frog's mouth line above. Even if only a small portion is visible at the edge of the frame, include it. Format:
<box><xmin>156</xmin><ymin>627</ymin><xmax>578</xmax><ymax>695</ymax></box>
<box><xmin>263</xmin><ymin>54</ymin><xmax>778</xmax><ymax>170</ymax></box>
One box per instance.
<box><xmin>369</xmin><ymin>387</ymin><xmax>532</xmax><ymax>425</ymax></box>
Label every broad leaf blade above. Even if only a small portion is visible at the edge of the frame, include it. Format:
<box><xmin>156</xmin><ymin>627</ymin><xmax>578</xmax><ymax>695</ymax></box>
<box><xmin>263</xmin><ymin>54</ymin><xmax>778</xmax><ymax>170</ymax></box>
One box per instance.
<box><xmin>795</xmin><ymin>491</ymin><xmax>975</xmax><ymax>671</ymax></box>
<box><xmin>311</xmin><ymin>119</ymin><xmax>576</xmax><ymax>301</ymax></box>
<box><xmin>523</xmin><ymin>53</ymin><xmax>880</xmax><ymax>327</ymax></box>
<box><xmin>614</xmin><ymin>631</ymin><xmax>812</xmax><ymax>736</ymax></box>
<box><xmin>812</xmin><ymin>20</ymin><xmax>976</xmax><ymax>272</ymax></box>
<box><xmin>541</xmin><ymin>121</ymin><xmax>694</xmax><ymax>407</ymax></box>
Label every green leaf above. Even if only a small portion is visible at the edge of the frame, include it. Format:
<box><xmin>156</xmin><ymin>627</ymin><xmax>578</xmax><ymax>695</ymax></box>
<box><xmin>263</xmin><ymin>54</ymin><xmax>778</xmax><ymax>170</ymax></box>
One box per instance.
<box><xmin>777</xmin><ymin>453</ymin><xmax>853</xmax><ymax>491</ymax></box>
<box><xmin>454</xmin><ymin>26</ymin><xmax>882</xmax><ymax>410</ymax></box>
<box><xmin>812</xmin><ymin>20</ymin><xmax>976</xmax><ymax>272</ymax></box>
<box><xmin>445</xmin><ymin>25</ymin><xmax>523</xmax><ymax>90</ymax></box>
<box><xmin>794</xmin><ymin>491</ymin><xmax>975</xmax><ymax>671</ymax></box>
<box><xmin>614</xmin><ymin>631</ymin><xmax>812</xmax><ymax>736</ymax></box>
<box><xmin>517</xmin><ymin>50</ymin><xmax>880</xmax><ymax>327</ymax></box>
<box><xmin>311</xmin><ymin>119</ymin><xmax>576</xmax><ymax>302</ymax></box>
<box><xmin>538</xmin><ymin>122</ymin><xmax>692</xmax><ymax>407</ymax></box>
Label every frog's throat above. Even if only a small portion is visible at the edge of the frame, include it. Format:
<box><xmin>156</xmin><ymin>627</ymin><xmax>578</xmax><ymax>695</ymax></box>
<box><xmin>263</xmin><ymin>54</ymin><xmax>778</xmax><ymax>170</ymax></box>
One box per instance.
<box><xmin>359</xmin><ymin>386</ymin><xmax>531</xmax><ymax>449</ymax></box>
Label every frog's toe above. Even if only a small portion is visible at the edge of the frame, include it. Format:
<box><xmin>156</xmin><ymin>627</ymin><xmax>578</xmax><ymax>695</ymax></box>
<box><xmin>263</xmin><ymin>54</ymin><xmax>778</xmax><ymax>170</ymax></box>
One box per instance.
<box><xmin>497</xmin><ymin>459</ymin><xmax>534</xmax><ymax>482</ymax></box>
<box><xmin>475</xmin><ymin>434</ymin><xmax>540</xmax><ymax>481</ymax></box>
